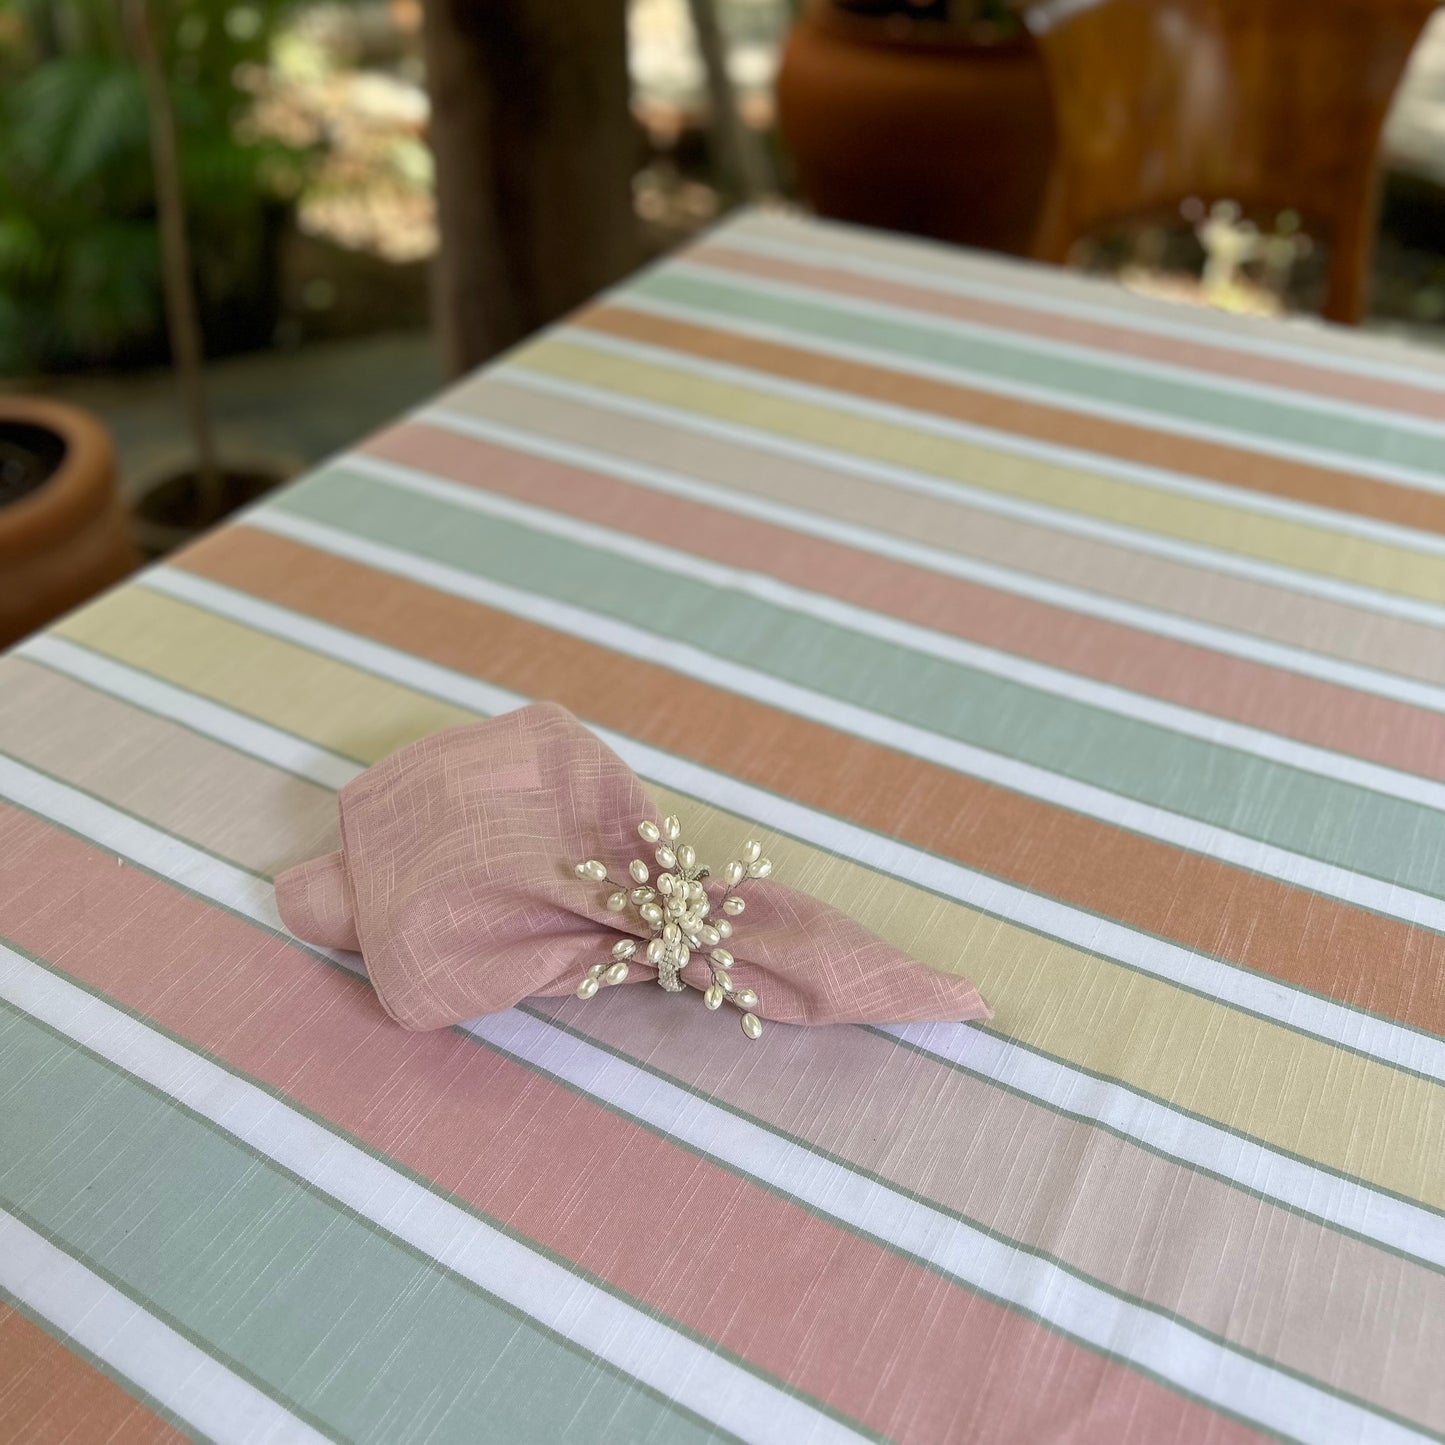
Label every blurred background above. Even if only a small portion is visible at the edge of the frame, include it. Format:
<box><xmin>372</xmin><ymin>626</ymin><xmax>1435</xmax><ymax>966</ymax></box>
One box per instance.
<box><xmin>2</xmin><ymin>0</ymin><xmax>1443</xmax><ymax>643</ymax></box>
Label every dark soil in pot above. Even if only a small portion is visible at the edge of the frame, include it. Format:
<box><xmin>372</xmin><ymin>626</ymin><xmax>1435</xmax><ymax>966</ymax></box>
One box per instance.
<box><xmin>0</xmin><ymin>422</ymin><xmax>67</xmax><ymax>507</ymax></box>
<box><xmin>132</xmin><ymin>465</ymin><xmax>284</xmax><ymax>559</ymax></box>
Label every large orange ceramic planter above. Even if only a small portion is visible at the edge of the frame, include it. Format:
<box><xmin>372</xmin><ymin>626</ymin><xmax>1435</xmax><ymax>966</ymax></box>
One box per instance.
<box><xmin>0</xmin><ymin>397</ymin><xmax>138</xmax><ymax>648</ymax></box>
<box><xmin>777</xmin><ymin>8</ymin><xmax>1056</xmax><ymax>256</ymax></box>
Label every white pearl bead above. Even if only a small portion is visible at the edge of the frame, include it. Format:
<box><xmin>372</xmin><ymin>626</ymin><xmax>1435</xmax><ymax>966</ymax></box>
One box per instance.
<box><xmin>711</xmin><ymin>968</ymin><xmax>731</xmax><ymax>991</ymax></box>
<box><xmin>629</xmin><ymin>859</ymin><xmax>649</xmax><ymax>884</ymax></box>
<box><xmin>710</xmin><ymin>947</ymin><xmax>734</xmax><ymax>968</ymax></box>
<box><xmin>606</xmin><ymin>891</ymin><xmax>628</xmax><ymax>912</ymax></box>
<box><xmin>698</xmin><ymin>924</ymin><xmax>721</xmax><ymax>947</ymax></box>
<box><xmin>656</xmin><ymin>873</ymin><xmax>674</xmax><ymax>895</ymax></box>
<box><xmin>741</xmin><ymin>1013</ymin><xmax>762</xmax><ymax>1040</ymax></box>
<box><xmin>655</xmin><ymin>846</ymin><xmax>676</xmax><ymax>870</ymax></box>
<box><xmin>685</xmin><ymin>879</ymin><xmax>704</xmax><ymax>900</ymax></box>
<box><xmin>723</xmin><ymin>860</ymin><xmax>744</xmax><ymax>887</ymax></box>
<box><xmin>663</xmin><ymin>815</ymin><xmax>681</xmax><ymax>842</ymax></box>
<box><xmin>605</xmin><ymin>961</ymin><xmax>629</xmax><ymax>985</ymax></box>
<box><xmin>576</xmin><ymin>976</ymin><xmax>599</xmax><ymax>999</ymax></box>
<box><xmin>722</xmin><ymin>896</ymin><xmax>745</xmax><ymax>916</ymax></box>
<box><xmin>630</xmin><ymin>887</ymin><xmax>654</xmax><ymax>905</ymax></box>
<box><xmin>716</xmin><ymin>919</ymin><xmax>733</xmax><ymax>939</ymax></box>
<box><xmin>587</xmin><ymin>962</ymin><xmax>607</xmax><ymax>979</ymax></box>
<box><xmin>666</xmin><ymin>896</ymin><xmax>686</xmax><ymax>917</ymax></box>
<box><xmin>675</xmin><ymin>945</ymin><xmax>690</xmax><ymax>968</ymax></box>
<box><xmin>647</xmin><ymin>938</ymin><xmax>666</xmax><ymax>963</ymax></box>
<box><xmin>663</xmin><ymin>922</ymin><xmax>681</xmax><ymax>945</ymax></box>
<box><xmin>734</xmin><ymin>987</ymin><xmax>758</xmax><ymax>1009</ymax></box>
<box><xmin>741</xmin><ymin>840</ymin><xmax>761</xmax><ymax>864</ymax></box>
<box><xmin>748</xmin><ymin>858</ymin><xmax>772</xmax><ymax>879</ymax></box>
<box><xmin>638</xmin><ymin>820</ymin><xmax>660</xmax><ymax>843</ymax></box>
<box><xmin>612</xmin><ymin>938</ymin><xmax>637</xmax><ymax>960</ymax></box>
<box><xmin>703</xmin><ymin>984</ymin><xmax>724</xmax><ymax>1010</ymax></box>
<box><xmin>677</xmin><ymin>844</ymin><xmax>696</xmax><ymax>871</ymax></box>
<box><xmin>578</xmin><ymin>859</ymin><xmax>608</xmax><ymax>881</ymax></box>
<box><xmin>639</xmin><ymin>902</ymin><xmax>663</xmax><ymax>926</ymax></box>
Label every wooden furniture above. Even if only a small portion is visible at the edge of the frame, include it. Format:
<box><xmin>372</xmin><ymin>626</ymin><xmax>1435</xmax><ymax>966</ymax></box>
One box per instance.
<box><xmin>1025</xmin><ymin>0</ymin><xmax>1439</xmax><ymax>322</ymax></box>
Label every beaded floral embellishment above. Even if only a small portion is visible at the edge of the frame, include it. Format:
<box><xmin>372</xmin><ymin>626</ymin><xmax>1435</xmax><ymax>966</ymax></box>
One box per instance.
<box><xmin>573</xmin><ymin>813</ymin><xmax>771</xmax><ymax>1039</ymax></box>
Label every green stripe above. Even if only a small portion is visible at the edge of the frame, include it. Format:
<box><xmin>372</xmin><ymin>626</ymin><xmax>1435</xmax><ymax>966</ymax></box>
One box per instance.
<box><xmin>640</xmin><ymin>267</ymin><xmax>1445</xmax><ymax>482</ymax></box>
<box><xmin>0</xmin><ymin>1002</ymin><xmax>729</xmax><ymax>1445</ymax></box>
<box><xmin>271</xmin><ymin>468</ymin><xmax>1445</xmax><ymax>902</ymax></box>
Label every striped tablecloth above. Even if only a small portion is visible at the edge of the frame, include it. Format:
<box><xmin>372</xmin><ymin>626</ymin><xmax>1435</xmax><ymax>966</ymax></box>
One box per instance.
<box><xmin>3</xmin><ymin>209</ymin><xmax>1444</xmax><ymax>1445</ymax></box>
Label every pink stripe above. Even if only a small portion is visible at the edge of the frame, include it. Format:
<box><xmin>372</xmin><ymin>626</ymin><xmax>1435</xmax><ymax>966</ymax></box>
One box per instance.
<box><xmin>0</xmin><ymin>800</ymin><xmax>1263</xmax><ymax>1445</ymax></box>
<box><xmin>366</xmin><ymin>422</ymin><xmax>1445</xmax><ymax>782</ymax></box>
<box><xmin>695</xmin><ymin>244</ymin><xmax>1445</xmax><ymax>424</ymax></box>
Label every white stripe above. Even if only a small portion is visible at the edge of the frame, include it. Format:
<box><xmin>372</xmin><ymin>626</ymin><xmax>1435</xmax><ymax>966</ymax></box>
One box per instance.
<box><xmin>472</xmin><ymin>369</ymin><xmax>1445</xmax><ymax>711</ymax></box>
<box><xmin>690</xmin><ymin>238</ymin><xmax>1445</xmax><ymax>444</ymax></box>
<box><xmin>0</xmin><ymin>1212</ymin><xmax>330</xmax><ymax>1445</ymax></box>
<box><xmin>0</xmin><ymin>946</ymin><xmax>863</xmax><ymax>1445</ymax></box>
<box><xmin>398</xmin><ymin>412</ymin><xmax>1445</xmax><ymax>810</ymax></box>
<box><xmin>21</xmin><ymin>601</ymin><xmax>1445</xmax><ymax>1269</ymax></box>
<box><xmin>584</xmin><ymin>299</ymin><xmax>1445</xmax><ymax>560</ymax></box>
<box><xmin>525</xmin><ymin>329</ymin><xmax>1445</xmax><ymax>630</ymax></box>
<box><xmin>243</xmin><ymin>503</ymin><xmax>1445</xmax><ymax>940</ymax></box>
<box><xmin>15</xmin><ymin>635</ymin><xmax>360</xmax><ymax>792</ymax></box>
<box><xmin>731</xmin><ymin>213</ymin><xmax>1445</xmax><ymax>394</ymax></box>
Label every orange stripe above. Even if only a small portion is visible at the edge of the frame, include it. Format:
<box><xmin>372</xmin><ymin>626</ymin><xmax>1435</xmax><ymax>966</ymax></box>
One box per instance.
<box><xmin>0</xmin><ymin>1302</ymin><xmax>187</xmax><ymax>1445</ymax></box>
<box><xmin>578</xmin><ymin>304</ymin><xmax>1445</xmax><ymax>538</ymax></box>
<box><xmin>695</xmin><ymin>242</ymin><xmax>1445</xmax><ymax>424</ymax></box>
<box><xmin>174</xmin><ymin>525</ymin><xmax>1445</xmax><ymax>1039</ymax></box>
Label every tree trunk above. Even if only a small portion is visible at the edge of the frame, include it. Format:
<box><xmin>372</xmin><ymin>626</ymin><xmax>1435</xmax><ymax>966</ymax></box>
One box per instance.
<box><xmin>420</xmin><ymin>0</ymin><xmax>642</xmax><ymax>377</ymax></box>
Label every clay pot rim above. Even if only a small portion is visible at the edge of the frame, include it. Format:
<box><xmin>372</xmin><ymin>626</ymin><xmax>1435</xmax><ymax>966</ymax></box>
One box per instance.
<box><xmin>0</xmin><ymin>396</ymin><xmax>116</xmax><ymax>564</ymax></box>
<box><xmin>811</xmin><ymin>1</ymin><xmax>1033</xmax><ymax>54</ymax></box>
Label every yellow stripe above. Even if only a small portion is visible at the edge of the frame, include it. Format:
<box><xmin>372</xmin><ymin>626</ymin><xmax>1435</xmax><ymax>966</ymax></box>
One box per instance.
<box><xmin>55</xmin><ymin>587</ymin><xmax>1445</xmax><ymax>1207</ymax></box>
<box><xmin>516</xmin><ymin>336</ymin><xmax>1445</xmax><ymax>606</ymax></box>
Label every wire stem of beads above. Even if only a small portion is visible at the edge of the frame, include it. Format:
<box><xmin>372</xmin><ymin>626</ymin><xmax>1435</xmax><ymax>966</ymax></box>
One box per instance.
<box><xmin>573</xmin><ymin>813</ymin><xmax>770</xmax><ymax>1039</ymax></box>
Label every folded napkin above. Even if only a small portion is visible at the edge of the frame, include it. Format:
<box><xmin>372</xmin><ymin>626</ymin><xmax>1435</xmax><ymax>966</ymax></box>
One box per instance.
<box><xmin>276</xmin><ymin>702</ymin><xmax>990</xmax><ymax>1031</ymax></box>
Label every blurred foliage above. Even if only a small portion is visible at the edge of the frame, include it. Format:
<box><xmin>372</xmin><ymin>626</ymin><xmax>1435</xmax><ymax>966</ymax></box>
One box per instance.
<box><xmin>0</xmin><ymin>0</ymin><xmax>312</xmax><ymax>374</ymax></box>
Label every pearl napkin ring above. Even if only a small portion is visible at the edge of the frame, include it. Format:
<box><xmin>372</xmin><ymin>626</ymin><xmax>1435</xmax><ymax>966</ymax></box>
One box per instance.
<box><xmin>575</xmin><ymin>812</ymin><xmax>770</xmax><ymax>1039</ymax></box>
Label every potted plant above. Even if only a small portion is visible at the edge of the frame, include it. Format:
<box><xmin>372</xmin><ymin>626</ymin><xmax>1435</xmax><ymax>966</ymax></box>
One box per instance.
<box><xmin>776</xmin><ymin>0</ymin><xmax>1056</xmax><ymax>257</ymax></box>
<box><xmin>0</xmin><ymin>395</ymin><xmax>137</xmax><ymax>648</ymax></box>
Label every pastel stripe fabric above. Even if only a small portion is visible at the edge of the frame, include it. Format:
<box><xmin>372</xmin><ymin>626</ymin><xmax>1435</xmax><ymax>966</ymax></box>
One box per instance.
<box><xmin>2</xmin><ymin>208</ymin><xmax>1443</xmax><ymax>1445</ymax></box>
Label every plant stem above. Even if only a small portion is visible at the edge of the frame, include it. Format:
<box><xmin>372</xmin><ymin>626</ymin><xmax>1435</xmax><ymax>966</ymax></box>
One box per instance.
<box><xmin>123</xmin><ymin>0</ymin><xmax>222</xmax><ymax>521</ymax></box>
<box><xmin>684</xmin><ymin>0</ymin><xmax>773</xmax><ymax>201</ymax></box>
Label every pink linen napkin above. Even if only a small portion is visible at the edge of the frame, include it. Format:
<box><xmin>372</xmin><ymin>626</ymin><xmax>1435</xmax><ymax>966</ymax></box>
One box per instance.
<box><xmin>276</xmin><ymin>702</ymin><xmax>991</xmax><ymax>1031</ymax></box>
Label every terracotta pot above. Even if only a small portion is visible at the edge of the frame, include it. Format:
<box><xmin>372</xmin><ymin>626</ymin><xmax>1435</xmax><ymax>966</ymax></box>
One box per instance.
<box><xmin>777</xmin><ymin>5</ymin><xmax>1056</xmax><ymax>256</ymax></box>
<box><xmin>0</xmin><ymin>397</ymin><xmax>138</xmax><ymax>649</ymax></box>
